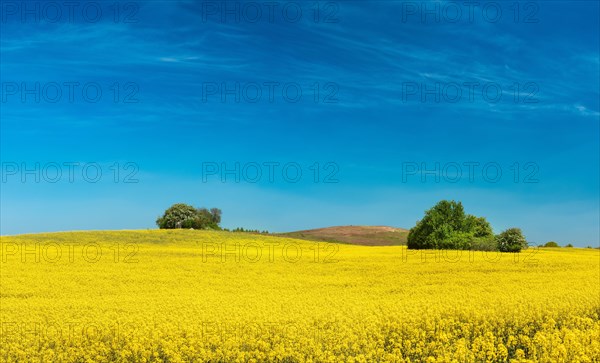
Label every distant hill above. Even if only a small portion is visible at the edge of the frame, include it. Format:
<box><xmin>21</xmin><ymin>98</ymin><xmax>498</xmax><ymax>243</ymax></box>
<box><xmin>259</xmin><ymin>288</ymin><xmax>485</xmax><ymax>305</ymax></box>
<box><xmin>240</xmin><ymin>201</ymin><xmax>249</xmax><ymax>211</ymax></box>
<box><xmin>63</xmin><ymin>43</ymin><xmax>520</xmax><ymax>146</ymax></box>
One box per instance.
<box><xmin>278</xmin><ymin>225</ymin><xmax>409</xmax><ymax>246</ymax></box>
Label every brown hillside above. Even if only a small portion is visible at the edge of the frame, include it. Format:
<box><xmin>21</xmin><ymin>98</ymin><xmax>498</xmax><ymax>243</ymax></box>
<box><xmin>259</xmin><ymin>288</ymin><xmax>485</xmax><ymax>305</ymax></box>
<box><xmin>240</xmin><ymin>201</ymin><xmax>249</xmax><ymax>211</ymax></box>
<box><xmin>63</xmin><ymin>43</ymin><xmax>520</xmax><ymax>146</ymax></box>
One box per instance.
<box><xmin>278</xmin><ymin>225</ymin><xmax>409</xmax><ymax>246</ymax></box>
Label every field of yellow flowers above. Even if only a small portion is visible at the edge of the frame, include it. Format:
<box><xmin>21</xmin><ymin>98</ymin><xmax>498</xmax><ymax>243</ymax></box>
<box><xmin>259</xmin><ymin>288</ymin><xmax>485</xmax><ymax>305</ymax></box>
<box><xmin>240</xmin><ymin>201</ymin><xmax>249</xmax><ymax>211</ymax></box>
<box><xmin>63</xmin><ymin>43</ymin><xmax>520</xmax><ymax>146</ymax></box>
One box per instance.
<box><xmin>1</xmin><ymin>230</ymin><xmax>599</xmax><ymax>362</ymax></box>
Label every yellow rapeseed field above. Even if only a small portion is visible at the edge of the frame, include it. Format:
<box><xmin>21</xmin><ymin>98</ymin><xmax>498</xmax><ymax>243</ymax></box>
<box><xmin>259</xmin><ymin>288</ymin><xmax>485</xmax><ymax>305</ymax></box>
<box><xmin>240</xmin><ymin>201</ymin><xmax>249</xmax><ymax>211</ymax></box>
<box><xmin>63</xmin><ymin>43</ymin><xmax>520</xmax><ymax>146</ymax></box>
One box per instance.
<box><xmin>1</xmin><ymin>230</ymin><xmax>599</xmax><ymax>362</ymax></box>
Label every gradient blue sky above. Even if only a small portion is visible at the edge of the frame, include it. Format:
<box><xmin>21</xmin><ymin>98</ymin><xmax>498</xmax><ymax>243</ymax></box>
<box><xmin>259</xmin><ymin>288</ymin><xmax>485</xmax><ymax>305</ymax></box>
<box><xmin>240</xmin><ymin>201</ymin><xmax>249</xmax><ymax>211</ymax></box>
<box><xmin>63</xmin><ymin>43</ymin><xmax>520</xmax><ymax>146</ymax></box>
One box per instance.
<box><xmin>1</xmin><ymin>1</ymin><xmax>599</xmax><ymax>246</ymax></box>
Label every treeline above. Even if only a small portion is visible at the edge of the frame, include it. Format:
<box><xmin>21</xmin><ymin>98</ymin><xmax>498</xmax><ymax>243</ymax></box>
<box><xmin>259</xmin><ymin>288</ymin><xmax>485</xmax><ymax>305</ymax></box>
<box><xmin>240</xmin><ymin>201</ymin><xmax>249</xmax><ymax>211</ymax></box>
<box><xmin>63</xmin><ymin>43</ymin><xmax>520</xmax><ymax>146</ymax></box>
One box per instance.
<box><xmin>539</xmin><ymin>241</ymin><xmax>595</xmax><ymax>248</ymax></box>
<box><xmin>156</xmin><ymin>203</ymin><xmax>269</xmax><ymax>234</ymax></box>
<box><xmin>223</xmin><ymin>227</ymin><xmax>270</xmax><ymax>234</ymax></box>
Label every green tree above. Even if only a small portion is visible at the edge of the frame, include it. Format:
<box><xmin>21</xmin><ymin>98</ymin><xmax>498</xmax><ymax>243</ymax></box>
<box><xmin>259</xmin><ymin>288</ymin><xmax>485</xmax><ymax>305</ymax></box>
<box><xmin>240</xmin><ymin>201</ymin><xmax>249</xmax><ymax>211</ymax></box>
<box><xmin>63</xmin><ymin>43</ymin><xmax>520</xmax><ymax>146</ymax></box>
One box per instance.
<box><xmin>195</xmin><ymin>208</ymin><xmax>212</xmax><ymax>228</ymax></box>
<box><xmin>496</xmin><ymin>228</ymin><xmax>527</xmax><ymax>252</ymax></box>
<box><xmin>210</xmin><ymin>208</ymin><xmax>222</xmax><ymax>224</ymax></box>
<box><xmin>465</xmin><ymin>215</ymin><xmax>493</xmax><ymax>237</ymax></box>
<box><xmin>544</xmin><ymin>241</ymin><xmax>559</xmax><ymax>247</ymax></box>
<box><xmin>156</xmin><ymin>203</ymin><xmax>198</xmax><ymax>229</ymax></box>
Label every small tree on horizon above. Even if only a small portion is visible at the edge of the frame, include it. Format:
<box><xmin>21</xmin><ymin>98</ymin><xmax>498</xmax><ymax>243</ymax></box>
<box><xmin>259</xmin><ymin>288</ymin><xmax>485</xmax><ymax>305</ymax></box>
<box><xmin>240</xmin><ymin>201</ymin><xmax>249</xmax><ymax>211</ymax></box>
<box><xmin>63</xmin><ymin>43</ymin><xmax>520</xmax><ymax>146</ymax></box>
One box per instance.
<box><xmin>496</xmin><ymin>228</ymin><xmax>527</xmax><ymax>252</ymax></box>
<box><xmin>156</xmin><ymin>203</ymin><xmax>197</xmax><ymax>229</ymax></box>
<box><xmin>407</xmin><ymin>200</ymin><xmax>493</xmax><ymax>250</ymax></box>
<box><xmin>156</xmin><ymin>203</ymin><xmax>222</xmax><ymax>230</ymax></box>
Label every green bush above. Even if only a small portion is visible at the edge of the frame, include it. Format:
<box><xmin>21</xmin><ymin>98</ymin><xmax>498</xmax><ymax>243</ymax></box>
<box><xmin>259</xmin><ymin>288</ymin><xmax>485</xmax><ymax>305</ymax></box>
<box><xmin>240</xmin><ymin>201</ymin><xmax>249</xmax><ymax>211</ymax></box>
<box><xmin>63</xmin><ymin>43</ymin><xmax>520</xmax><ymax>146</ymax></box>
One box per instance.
<box><xmin>470</xmin><ymin>236</ymin><xmax>497</xmax><ymax>251</ymax></box>
<box><xmin>565</xmin><ymin>243</ymin><xmax>574</xmax><ymax>248</ymax></box>
<box><xmin>496</xmin><ymin>228</ymin><xmax>527</xmax><ymax>252</ymax></box>
<box><xmin>439</xmin><ymin>231</ymin><xmax>473</xmax><ymax>250</ymax></box>
<box><xmin>543</xmin><ymin>241</ymin><xmax>559</xmax><ymax>247</ymax></box>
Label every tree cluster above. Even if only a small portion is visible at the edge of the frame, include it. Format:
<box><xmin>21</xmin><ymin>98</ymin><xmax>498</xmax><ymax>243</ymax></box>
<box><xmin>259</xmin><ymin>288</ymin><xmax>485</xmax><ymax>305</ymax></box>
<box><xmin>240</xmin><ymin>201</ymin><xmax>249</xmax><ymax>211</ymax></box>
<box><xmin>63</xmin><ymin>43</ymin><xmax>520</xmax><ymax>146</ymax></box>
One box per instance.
<box><xmin>156</xmin><ymin>203</ymin><xmax>222</xmax><ymax>230</ymax></box>
<box><xmin>407</xmin><ymin>200</ymin><xmax>527</xmax><ymax>252</ymax></box>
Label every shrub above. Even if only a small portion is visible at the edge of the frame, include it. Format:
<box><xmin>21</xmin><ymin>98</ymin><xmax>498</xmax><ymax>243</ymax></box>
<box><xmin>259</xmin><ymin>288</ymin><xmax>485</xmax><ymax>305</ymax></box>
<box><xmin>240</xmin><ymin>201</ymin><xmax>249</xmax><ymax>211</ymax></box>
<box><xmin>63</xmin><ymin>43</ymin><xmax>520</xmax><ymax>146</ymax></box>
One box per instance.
<box><xmin>439</xmin><ymin>231</ymin><xmax>473</xmax><ymax>250</ymax></box>
<box><xmin>565</xmin><ymin>243</ymin><xmax>574</xmax><ymax>248</ymax></box>
<box><xmin>470</xmin><ymin>236</ymin><xmax>497</xmax><ymax>251</ymax></box>
<box><xmin>496</xmin><ymin>228</ymin><xmax>527</xmax><ymax>252</ymax></box>
<box><xmin>544</xmin><ymin>241</ymin><xmax>559</xmax><ymax>248</ymax></box>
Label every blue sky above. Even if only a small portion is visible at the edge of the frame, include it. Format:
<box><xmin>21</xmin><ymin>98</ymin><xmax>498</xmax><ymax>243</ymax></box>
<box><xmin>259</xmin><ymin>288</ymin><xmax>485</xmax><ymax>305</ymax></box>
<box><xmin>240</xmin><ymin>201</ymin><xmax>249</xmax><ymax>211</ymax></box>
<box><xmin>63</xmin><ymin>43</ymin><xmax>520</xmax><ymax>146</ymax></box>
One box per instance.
<box><xmin>1</xmin><ymin>1</ymin><xmax>598</xmax><ymax>246</ymax></box>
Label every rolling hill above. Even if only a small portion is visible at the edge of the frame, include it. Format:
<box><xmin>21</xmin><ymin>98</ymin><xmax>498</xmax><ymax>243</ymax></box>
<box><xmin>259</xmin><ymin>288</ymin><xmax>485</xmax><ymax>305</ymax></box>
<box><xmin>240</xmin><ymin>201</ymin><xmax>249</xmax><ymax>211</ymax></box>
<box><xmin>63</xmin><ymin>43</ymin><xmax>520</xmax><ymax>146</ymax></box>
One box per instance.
<box><xmin>277</xmin><ymin>225</ymin><xmax>409</xmax><ymax>246</ymax></box>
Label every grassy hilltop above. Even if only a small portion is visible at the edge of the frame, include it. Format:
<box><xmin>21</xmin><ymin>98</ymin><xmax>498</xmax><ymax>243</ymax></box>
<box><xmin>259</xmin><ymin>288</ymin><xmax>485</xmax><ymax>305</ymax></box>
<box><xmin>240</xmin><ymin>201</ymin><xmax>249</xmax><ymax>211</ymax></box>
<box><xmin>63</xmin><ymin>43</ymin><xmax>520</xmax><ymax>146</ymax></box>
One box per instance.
<box><xmin>1</xmin><ymin>230</ymin><xmax>599</xmax><ymax>362</ymax></box>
